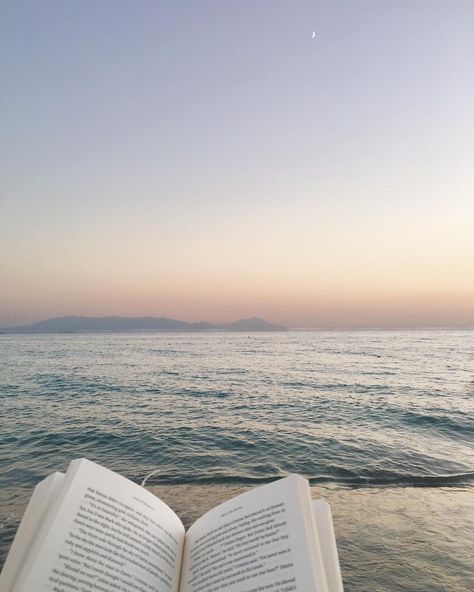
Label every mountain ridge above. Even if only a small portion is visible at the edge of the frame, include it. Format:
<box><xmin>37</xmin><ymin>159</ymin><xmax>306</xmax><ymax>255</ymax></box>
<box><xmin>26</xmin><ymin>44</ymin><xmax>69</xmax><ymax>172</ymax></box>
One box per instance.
<box><xmin>0</xmin><ymin>315</ymin><xmax>287</xmax><ymax>333</ymax></box>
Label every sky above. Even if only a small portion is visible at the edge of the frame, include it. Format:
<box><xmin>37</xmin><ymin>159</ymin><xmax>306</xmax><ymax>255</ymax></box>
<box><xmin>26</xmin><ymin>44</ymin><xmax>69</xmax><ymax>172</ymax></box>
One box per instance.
<box><xmin>1</xmin><ymin>1</ymin><xmax>473</xmax><ymax>328</ymax></box>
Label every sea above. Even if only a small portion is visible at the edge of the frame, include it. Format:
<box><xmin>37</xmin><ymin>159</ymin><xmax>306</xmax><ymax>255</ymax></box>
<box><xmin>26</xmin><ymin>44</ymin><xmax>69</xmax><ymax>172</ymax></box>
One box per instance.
<box><xmin>0</xmin><ymin>330</ymin><xmax>473</xmax><ymax>591</ymax></box>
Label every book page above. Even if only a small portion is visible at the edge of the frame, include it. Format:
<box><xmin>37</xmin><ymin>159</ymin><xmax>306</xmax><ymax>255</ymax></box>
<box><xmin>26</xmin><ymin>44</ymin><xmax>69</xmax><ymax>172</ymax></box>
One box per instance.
<box><xmin>0</xmin><ymin>472</ymin><xmax>65</xmax><ymax>592</ymax></box>
<box><xmin>180</xmin><ymin>475</ymin><xmax>327</xmax><ymax>592</ymax></box>
<box><xmin>12</xmin><ymin>459</ymin><xmax>185</xmax><ymax>592</ymax></box>
<box><xmin>312</xmin><ymin>500</ymin><xmax>344</xmax><ymax>592</ymax></box>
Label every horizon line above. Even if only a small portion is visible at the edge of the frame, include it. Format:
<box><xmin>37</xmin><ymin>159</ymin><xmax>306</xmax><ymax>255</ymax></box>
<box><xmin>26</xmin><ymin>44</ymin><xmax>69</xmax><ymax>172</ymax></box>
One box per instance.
<box><xmin>1</xmin><ymin>314</ymin><xmax>473</xmax><ymax>332</ymax></box>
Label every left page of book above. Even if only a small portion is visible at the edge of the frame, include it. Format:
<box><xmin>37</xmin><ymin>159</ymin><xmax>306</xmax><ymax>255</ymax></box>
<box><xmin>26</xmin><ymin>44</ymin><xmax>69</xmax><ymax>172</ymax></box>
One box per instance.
<box><xmin>0</xmin><ymin>472</ymin><xmax>65</xmax><ymax>592</ymax></box>
<box><xmin>12</xmin><ymin>458</ymin><xmax>185</xmax><ymax>592</ymax></box>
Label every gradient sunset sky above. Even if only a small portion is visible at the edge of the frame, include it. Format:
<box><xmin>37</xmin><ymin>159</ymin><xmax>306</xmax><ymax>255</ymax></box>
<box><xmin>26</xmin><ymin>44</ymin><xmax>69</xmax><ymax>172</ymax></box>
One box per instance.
<box><xmin>1</xmin><ymin>1</ymin><xmax>473</xmax><ymax>328</ymax></box>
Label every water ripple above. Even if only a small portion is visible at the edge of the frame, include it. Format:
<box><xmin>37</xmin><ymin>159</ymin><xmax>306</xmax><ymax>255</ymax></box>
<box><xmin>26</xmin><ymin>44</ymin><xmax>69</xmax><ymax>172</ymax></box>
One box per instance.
<box><xmin>0</xmin><ymin>330</ymin><xmax>473</xmax><ymax>494</ymax></box>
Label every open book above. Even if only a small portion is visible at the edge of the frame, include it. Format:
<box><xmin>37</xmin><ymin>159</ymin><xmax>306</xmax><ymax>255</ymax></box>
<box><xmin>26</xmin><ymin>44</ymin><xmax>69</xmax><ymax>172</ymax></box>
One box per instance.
<box><xmin>0</xmin><ymin>459</ymin><xmax>344</xmax><ymax>592</ymax></box>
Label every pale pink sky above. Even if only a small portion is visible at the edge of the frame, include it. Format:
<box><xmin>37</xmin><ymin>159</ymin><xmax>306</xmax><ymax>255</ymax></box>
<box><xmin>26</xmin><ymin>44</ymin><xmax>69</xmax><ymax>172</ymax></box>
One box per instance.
<box><xmin>1</xmin><ymin>1</ymin><xmax>473</xmax><ymax>328</ymax></box>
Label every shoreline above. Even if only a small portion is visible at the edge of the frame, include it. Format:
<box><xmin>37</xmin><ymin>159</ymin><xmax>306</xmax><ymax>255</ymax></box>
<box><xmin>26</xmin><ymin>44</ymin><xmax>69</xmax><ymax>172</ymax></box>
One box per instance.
<box><xmin>1</xmin><ymin>484</ymin><xmax>473</xmax><ymax>590</ymax></box>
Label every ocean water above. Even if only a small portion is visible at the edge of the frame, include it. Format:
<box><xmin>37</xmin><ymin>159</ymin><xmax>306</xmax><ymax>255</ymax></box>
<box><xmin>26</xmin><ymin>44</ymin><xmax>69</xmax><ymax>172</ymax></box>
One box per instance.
<box><xmin>0</xmin><ymin>330</ymin><xmax>473</xmax><ymax>590</ymax></box>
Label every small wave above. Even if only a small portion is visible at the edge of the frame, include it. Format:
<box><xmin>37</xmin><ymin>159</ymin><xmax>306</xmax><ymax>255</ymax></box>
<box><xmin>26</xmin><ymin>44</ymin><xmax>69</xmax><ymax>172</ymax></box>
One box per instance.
<box><xmin>134</xmin><ymin>472</ymin><xmax>287</xmax><ymax>486</ymax></box>
<box><xmin>178</xmin><ymin>388</ymin><xmax>231</xmax><ymax>398</ymax></box>
<box><xmin>280</xmin><ymin>381</ymin><xmax>392</xmax><ymax>393</ymax></box>
<box><xmin>400</xmin><ymin>409</ymin><xmax>473</xmax><ymax>435</ymax></box>
<box><xmin>308</xmin><ymin>471</ymin><xmax>474</xmax><ymax>488</ymax></box>
<box><xmin>134</xmin><ymin>469</ymin><xmax>474</xmax><ymax>488</ymax></box>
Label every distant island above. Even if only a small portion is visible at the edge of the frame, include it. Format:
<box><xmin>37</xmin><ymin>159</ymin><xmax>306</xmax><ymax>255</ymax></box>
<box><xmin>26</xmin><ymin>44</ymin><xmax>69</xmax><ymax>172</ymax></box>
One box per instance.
<box><xmin>0</xmin><ymin>316</ymin><xmax>287</xmax><ymax>333</ymax></box>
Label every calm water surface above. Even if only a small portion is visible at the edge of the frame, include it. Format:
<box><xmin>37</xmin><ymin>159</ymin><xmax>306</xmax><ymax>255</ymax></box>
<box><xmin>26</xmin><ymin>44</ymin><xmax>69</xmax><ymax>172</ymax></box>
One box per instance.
<box><xmin>0</xmin><ymin>330</ymin><xmax>473</xmax><ymax>590</ymax></box>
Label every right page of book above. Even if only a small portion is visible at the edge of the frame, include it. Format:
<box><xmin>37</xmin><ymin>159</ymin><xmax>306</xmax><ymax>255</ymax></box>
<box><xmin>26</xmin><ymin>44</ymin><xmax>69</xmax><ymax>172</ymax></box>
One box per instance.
<box><xmin>180</xmin><ymin>475</ymin><xmax>328</xmax><ymax>592</ymax></box>
<box><xmin>312</xmin><ymin>499</ymin><xmax>344</xmax><ymax>592</ymax></box>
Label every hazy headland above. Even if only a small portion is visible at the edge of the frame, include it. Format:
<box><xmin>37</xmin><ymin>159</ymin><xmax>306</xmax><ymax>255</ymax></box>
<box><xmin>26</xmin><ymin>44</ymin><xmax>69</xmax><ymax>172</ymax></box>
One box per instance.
<box><xmin>0</xmin><ymin>315</ymin><xmax>287</xmax><ymax>333</ymax></box>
